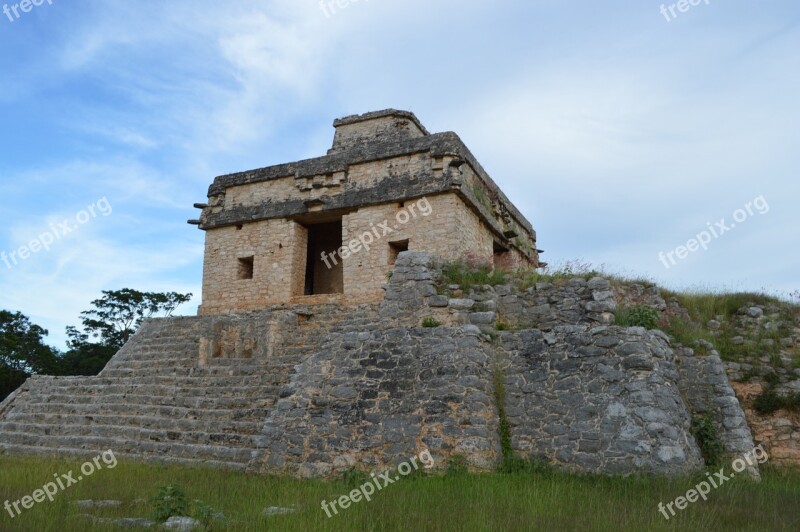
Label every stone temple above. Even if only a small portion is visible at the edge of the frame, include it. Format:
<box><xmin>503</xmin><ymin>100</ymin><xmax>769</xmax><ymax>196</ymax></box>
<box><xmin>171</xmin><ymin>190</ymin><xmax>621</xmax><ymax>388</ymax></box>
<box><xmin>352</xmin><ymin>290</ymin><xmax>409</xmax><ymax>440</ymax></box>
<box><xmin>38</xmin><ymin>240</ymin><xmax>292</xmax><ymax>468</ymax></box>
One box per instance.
<box><xmin>191</xmin><ymin>109</ymin><xmax>540</xmax><ymax>315</ymax></box>
<box><xmin>0</xmin><ymin>110</ymin><xmax>757</xmax><ymax>478</ymax></box>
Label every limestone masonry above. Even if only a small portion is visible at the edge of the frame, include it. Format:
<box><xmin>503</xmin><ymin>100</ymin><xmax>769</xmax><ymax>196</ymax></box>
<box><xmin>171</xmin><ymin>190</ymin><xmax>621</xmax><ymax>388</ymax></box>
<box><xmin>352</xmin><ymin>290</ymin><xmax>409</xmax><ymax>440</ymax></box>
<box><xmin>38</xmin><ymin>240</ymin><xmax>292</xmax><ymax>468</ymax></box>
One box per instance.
<box><xmin>0</xmin><ymin>111</ymin><xmax>758</xmax><ymax>478</ymax></box>
<box><xmin>191</xmin><ymin>109</ymin><xmax>539</xmax><ymax>314</ymax></box>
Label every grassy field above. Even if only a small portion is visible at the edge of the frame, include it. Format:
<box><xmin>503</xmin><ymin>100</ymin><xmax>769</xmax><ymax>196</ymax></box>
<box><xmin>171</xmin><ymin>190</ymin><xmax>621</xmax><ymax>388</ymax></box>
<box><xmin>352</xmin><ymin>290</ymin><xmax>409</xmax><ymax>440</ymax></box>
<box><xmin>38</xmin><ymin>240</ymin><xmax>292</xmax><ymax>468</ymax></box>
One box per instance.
<box><xmin>1</xmin><ymin>455</ymin><xmax>798</xmax><ymax>531</ymax></box>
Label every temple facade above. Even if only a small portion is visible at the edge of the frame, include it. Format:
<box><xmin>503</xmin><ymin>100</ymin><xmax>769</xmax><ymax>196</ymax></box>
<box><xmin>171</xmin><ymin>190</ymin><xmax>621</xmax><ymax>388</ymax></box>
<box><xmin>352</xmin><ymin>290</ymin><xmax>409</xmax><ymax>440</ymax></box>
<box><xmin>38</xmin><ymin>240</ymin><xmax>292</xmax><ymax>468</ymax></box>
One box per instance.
<box><xmin>190</xmin><ymin>109</ymin><xmax>540</xmax><ymax>315</ymax></box>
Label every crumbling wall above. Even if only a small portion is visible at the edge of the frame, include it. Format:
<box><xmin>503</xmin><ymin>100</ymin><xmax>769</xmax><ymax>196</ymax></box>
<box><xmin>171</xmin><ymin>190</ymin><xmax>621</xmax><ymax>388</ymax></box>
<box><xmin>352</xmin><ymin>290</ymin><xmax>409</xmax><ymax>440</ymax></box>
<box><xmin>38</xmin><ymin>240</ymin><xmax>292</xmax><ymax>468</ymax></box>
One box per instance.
<box><xmin>676</xmin><ymin>348</ymin><xmax>759</xmax><ymax>476</ymax></box>
<box><xmin>0</xmin><ymin>252</ymin><xmax>760</xmax><ymax>478</ymax></box>
<box><xmin>420</xmin><ymin>277</ymin><xmax>618</xmax><ymax>330</ymax></box>
<box><xmin>251</xmin><ymin>326</ymin><xmax>500</xmax><ymax>476</ymax></box>
<box><xmin>498</xmin><ymin>326</ymin><xmax>703</xmax><ymax>475</ymax></box>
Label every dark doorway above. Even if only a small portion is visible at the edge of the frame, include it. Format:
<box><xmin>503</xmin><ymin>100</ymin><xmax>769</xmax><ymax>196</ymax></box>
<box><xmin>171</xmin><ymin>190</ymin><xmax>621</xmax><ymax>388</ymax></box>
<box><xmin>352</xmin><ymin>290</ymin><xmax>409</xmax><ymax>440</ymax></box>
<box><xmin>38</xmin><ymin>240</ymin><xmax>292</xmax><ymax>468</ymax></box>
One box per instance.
<box><xmin>304</xmin><ymin>220</ymin><xmax>344</xmax><ymax>295</ymax></box>
<box><xmin>493</xmin><ymin>241</ymin><xmax>511</xmax><ymax>271</ymax></box>
<box><xmin>388</xmin><ymin>239</ymin><xmax>409</xmax><ymax>266</ymax></box>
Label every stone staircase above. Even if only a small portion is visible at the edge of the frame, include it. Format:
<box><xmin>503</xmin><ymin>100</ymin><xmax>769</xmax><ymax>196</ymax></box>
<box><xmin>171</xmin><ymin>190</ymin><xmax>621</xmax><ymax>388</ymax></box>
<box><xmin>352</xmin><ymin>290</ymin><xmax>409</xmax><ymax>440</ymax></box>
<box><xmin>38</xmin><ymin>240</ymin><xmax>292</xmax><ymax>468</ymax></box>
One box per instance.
<box><xmin>0</xmin><ymin>317</ymin><xmax>286</xmax><ymax>469</ymax></box>
<box><xmin>0</xmin><ymin>304</ymin><xmax>383</xmax><ymax>471</ymax></box>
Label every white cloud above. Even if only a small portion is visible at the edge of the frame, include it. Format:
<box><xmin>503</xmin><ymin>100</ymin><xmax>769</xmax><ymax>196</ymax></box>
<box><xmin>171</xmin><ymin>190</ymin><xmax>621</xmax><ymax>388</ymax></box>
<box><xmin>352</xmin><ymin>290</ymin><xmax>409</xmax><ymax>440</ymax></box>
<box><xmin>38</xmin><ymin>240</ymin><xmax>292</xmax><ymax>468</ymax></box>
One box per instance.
<box><xmin>0</xmin><ymin>0</ymin><xmax>798</xmax><ymax>345</ymax></box>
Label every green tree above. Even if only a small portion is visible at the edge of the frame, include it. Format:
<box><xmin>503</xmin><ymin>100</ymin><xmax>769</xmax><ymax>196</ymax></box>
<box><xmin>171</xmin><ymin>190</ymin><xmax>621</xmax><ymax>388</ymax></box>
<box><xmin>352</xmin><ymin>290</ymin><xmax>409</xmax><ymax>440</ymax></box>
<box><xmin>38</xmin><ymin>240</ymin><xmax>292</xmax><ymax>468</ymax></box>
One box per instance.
<box><xmin>0</xmin><ymin>311</ymin><xmax>59</xmax><ymax>401</ymax></box>
<box><xmin>60</xmin><ymin>289</ymin><xmax>192</xmax><ymax>376</ymax></box>
<box><xmin>74</xmin><ymin>289</ymin><xmax>192</xmax><ymax>349</ymax></box>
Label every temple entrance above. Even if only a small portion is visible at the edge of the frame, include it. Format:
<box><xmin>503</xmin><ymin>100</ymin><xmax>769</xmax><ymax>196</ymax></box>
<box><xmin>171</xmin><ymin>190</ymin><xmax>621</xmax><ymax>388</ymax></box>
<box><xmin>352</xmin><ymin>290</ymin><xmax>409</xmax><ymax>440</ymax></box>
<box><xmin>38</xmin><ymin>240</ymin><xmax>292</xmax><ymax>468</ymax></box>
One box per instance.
<box><xmin>303</xmin><ymin>219</ymin><xmax>344</xmax><ymax>295</ymax></box>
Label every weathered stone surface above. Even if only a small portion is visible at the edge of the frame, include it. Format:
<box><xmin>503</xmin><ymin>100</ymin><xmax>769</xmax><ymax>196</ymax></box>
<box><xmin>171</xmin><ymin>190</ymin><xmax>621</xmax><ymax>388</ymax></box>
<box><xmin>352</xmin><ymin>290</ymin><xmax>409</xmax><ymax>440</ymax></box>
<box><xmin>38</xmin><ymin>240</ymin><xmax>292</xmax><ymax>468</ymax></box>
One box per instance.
<box><xmin>164</xmin><ymin>517</ymin><xmax>201</xmax><ymax>531</ymax></box>
<box><xmin>195</xmin><ymin>110</ymin><xmax>539</xmax><ymax>315</ymax></box>
<box><xmin>677</xmin><ymin>348</ymin><xmax>759</xmax><ymax>478</ymax></box>
<box><xmin>0</xmin><ymin>253</ymin><xmax>758</xmax><ymax>479</ymax></box>
<box><xmin>263</xmin><ymin>506</ymin><xmax>296</xmax><ymax>516</ymax></box>
<box><xmin>449</xmin><ymin>299</ymin><xmax>475</xmax><ymax>311</ymax></box>
<box><xmin>500</xmin><ymin>325</ymin><xmax>706</xmax><ymax>476</ymax></box>
<box><xmin>747</xmin><ymin>307</ymin><xmax>764</xmax><ymax>318</ymax></box>
<box><xmin>428</xmin><ymin>295</ymin><xmax>449</xmax><ymax>308</ymax></box>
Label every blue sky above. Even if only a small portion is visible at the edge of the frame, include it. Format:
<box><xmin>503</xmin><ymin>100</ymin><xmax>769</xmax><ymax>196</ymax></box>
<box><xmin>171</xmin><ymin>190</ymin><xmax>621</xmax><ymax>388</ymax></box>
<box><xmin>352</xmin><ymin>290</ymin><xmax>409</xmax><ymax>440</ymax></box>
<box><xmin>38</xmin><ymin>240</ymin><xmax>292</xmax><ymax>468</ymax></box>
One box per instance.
<box><xmin>1</xmin><ymin>0</ymin><xmax>798</xmax><ymax>348</ymax></box>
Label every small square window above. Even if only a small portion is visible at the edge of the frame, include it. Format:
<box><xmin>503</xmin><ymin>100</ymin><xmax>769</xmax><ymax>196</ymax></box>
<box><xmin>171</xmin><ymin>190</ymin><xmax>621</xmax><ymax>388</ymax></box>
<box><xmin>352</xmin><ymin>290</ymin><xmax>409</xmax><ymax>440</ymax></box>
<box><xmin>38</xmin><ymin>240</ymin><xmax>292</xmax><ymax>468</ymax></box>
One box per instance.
<box><xmin>388</xmin><ymin>240</ymin><xmax>409</xmax><ymax>266</ymax></box>
<box><xmin>237</xmin><ymin>256</ymin><xmax>254</xmax><ymax>280</ymax></box>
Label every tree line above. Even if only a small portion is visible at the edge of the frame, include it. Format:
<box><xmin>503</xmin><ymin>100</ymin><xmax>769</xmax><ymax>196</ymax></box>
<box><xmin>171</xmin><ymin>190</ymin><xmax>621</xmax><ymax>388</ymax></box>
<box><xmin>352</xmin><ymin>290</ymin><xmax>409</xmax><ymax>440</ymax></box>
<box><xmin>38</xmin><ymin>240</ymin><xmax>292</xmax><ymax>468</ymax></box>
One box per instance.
<box><xmin>0</xmin><ymin>289</ymin><xmax>192</xmax><ymax>401</ymax></box>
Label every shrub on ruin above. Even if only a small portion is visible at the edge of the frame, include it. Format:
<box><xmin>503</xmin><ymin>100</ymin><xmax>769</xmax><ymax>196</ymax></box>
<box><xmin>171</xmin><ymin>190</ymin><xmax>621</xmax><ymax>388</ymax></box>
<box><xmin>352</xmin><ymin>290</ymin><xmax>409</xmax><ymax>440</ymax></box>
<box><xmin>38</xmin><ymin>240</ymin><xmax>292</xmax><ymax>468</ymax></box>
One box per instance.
<box><xmin>614</xmin><ymin>305</ymin><xmax>659</xmax><ymax>330</ymax></box>
<box><xmin>421</xmin><ymin>316</ymin><xmax>441</xmax><ymax>328</ymax></box>
<box><xmin>441</xmin><ymin>260</ymin><xmax>507</xmax><ymax>292</ymax></box>
<box><xmin>753</xmin><ymin>388</ymin><xmax>800</xmax><ymax>415</ymax></box>
<box><xmin>690</xmin><ymin>415</ymin><xmax>724</xmax><ymax>467</ymax></box>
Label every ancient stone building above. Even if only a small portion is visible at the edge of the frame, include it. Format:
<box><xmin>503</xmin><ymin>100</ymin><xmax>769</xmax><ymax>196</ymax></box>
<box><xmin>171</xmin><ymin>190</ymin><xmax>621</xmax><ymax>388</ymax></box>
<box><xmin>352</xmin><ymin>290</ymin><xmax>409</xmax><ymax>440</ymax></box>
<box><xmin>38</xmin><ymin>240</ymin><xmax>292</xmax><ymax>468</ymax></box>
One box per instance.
<box><xmin>0</xmin><ymin>111</ymin><xmax>758</xmax><ymax>479</ymax></box>
<box><xmin>190</xmin><ymin>109</ymin><xmax>539</xmax><ymax>315</ymax></box>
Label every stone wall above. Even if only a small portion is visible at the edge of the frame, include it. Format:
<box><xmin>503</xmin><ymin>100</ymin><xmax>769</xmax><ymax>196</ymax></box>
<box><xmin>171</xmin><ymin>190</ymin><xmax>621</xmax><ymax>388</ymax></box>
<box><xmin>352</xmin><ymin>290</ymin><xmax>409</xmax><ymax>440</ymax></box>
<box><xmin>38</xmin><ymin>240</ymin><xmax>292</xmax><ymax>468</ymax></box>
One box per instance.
<box><xmin>499</xmin><ymin>326</ymin><xmax>703</xmax><ymax>475</ymax></box>
<box><xmin>221</xmin><ymin>152</ymin><xmax>433</xmax><ymax>210</ymax></box>
<box><xmin>199</xmin><ymin>218</ymin><xmax>307</xmax><ymax>315</ymax></box>
<box><xmin>201</xmin><ymin>192</ymin><xmax>516</xmax><ymax>313</ymax></box>
<box><xmin>342</xmin><ymin>196</ymin><xmax>500</xmax><ymax>304</ymax></box>
<box><xmin>730</xmin><ymin>381</ymin><xmax>800</xmax><ymax>469</ymax></box>
<box><xmin>0</xmin><ymin>252</ymin><xmax>760</xmax><ymax>478</ymax></box>
<box><xmin>331</xmin><ymin>110</ymin><xmax>429</xmax><ymax>153</ymax></box>
<box><xmin>195</xmin><ymin>109</ymin><xmax>540</xmax><ymax>315</ymax></box>
<box><xmin>417</xmin><ymin>276</ymin><xmax>618</xmax><ymax>331</ymax></box>
<box><xmin>676</xmin><ymin>348</ymin><xmax>758</xmax><ymax>476</ymax></box>
<box><xmin>252</xmin><ymin>326</ymin><xmax>499</xmax><ymax>476</ymax></box>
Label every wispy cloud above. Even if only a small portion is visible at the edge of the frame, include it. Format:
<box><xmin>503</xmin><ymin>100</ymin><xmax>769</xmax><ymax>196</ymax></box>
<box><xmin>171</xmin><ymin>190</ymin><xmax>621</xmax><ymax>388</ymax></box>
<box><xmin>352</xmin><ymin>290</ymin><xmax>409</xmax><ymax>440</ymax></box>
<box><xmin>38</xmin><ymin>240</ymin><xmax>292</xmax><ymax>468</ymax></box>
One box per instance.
<box><xmin>0</xmin><ymin>0</ymin><xmax>798</xmax><ymax>347</ymax></box>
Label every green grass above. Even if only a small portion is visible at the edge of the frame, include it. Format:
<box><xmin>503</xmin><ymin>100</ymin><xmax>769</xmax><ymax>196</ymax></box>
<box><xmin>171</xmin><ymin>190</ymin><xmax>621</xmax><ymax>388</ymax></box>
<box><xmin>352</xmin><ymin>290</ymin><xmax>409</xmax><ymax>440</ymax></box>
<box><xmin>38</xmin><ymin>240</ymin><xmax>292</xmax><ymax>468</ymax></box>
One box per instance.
<box><xmin>440</xmin><ymin>259</ymin><xmax>601</xmax><ymax>293</ymax></box>
<box><xmin>655</xmin><ymin>289</ymin><xmax>798</xmax><ymax>362</ymax></box>
<box><xmin>440</xmin><ymin>261</ymin><xmax>508</xmax><ymax>292</ymax></box>
<box><xmin>665</xmin><ymin>318</ymin><xmax>718</xmax><ymax>353</ymax></box>
<box><xmin>516</xmin><ymin>259</ymin><xmax>601</xmax><ymax>288</ymax></box>
<box><xmin>753</xmin><ymin>388</ymin><xmax>800</xmax><ymax>415</ymax></box>
<box><xmin>615</xmin><ymin>306</ymin><xmax>660</xmax><ymax>330</ymax></box>
<box><xmin>1</xmin><ymin>456</ymin><xmax>799</xmax><ymax>531</ymax></box>
<box><xmin>661</xmin><ymin>291</ymin><xmax>783</xmax><ymax>324</ymax></box>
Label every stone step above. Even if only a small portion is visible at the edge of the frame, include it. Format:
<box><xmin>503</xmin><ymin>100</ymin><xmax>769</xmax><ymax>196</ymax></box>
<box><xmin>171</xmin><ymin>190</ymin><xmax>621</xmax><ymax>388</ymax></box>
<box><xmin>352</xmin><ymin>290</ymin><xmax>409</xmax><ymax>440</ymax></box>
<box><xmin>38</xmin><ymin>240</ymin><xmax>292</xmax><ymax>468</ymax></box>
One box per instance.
<box><xmin>17</xmin><ymin>394</ymin><xmax>276</xmax><ymax>413</ymax></box>
<box><xmin>0</xmin><ymin>432</ymin><xmax>257</xmax><ymax>464</ymax></box>
<box><xmin>101</xmin><ymin>368</ymin><xmax>194</xmax><ymax>378</ymax></box>
<box><xmin>16</xmin><ymin>382</ymin><xmax>281</xmax><ymax>399</ymax></box>
<box><xmin>105</xmin><ymin>352</ymin><xmax>198</xmax><ymax>363</ymax></box>
<box><xmin>105</xmin><ymin>350</ymin><xmax>200</xmax><ymax>359</ymax></box>
<box><xmin>116</xmin><ymin>341</ymin><xmax>197</xmax><ymax>351</ymax></box>
<box><xmin>18</xmin><ymin>374</ymin><xmax>288</xmax><ymax>389</ymax></box>
<box><xmin>110</xmin><ymin>346</ymin><xmax>196</xmax><ymax>354</ymax></box>
<box><xmin>0</xmin><ymin>443</ymin><xmax>249</xmax><ymax>471</ymax></box>
<box><xmin>4</xmin><ymin>411</ymin><xmax>267</xmax><ymax>432</ymax></box>
<box><xmin>45</xmin><ymin>374</ymin><xmax>286</xmax><ymax>387</ymax></box>
<box><xmin>104</xmin><ymin>358</ymin><xmax>195</xmax><ymax>367</ymax></box>
<box><xmin>102</xmin><ymin>365</ymin><xmax>298</xmax><ymax>379</ymax></box>
<box><xmin>104</xmin><ymin>353</ymin><xmax>304</xmax><ymax>373</ymax></box>
<box><xmin>0</xmin><ymin>421</ymin><xmax>260</xmax><ymax>448</ymax></box>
